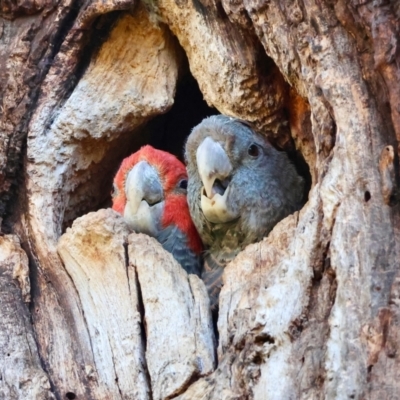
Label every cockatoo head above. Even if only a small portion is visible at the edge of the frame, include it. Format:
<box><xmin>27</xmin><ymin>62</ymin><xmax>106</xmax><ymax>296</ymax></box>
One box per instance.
<box><xmin>112</xmin><ymin>145</ymin><xmax>202</xmax><ymax>256</ymax></box>
<box><xmin>185</xmin><ymin>115</ymin><xmax>305</xmax><ymax>258</ymax></box>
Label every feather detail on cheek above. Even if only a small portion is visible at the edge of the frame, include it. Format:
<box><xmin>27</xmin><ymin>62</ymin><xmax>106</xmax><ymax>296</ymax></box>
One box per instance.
<box><xmin>112</xmin><ymin>151</ymin><xmax>142</xmax><ymax>212</ymax></box>
<box><xmin>162</xmin><ymin>194</ymin><xmax>203</xmax><ymax>254</ymax></box>
<box><xmin>112</xmin><ymin>196</ymin><xmax>126</xmax><ymax>214</ymax></box>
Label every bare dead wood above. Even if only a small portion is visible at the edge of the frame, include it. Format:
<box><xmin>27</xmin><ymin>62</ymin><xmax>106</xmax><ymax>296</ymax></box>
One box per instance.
<box><xmin>129</xmin><ymin>233</ymin><xmax>216</xmax><ymax>399</ymax></box>
<box><xmin>57</xmin><ymin>209</ymin><xmax>150</xmax><ymax>400</ymax></box>
<box><xmin>0</xmin><ymin>235</ymin><xmax>53</xmax><ymax>400</ymax></box>
<box><xmin>10</xmin><ymin>3</ymin><xmax>180</xmax><ymax>398</ymax></box>
<box><xmin>57</xmin><ymin>209</ymin><xmax>216</xmax><ymax>400</ymax></box>
<box><xmin>1</xmin><ymin>0</ymin><xmax>400</xmax><ymax>399</ymax></box>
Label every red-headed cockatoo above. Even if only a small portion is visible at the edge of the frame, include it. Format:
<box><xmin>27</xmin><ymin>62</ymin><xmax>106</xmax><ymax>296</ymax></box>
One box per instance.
<box><xmin>113</xmin><ymin>145</ymin><xmax>203</xmax><ymax>276</ymax></box>
<box><xmin>185</xmin><ymin>116</ymin><xmax>305</xmax><ymax>310</ymax></box>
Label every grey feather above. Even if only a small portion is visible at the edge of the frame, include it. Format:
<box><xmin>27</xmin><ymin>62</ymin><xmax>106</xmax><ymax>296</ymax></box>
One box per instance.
<box><xmin>156</xmin><ymin>224</ymin><xmax>202</xmax><ymax>276</ymax></box>
<box><xmin>185</xmin><ymin>115</ymin><xmax>305</xmax><ymax>308</ymax></box>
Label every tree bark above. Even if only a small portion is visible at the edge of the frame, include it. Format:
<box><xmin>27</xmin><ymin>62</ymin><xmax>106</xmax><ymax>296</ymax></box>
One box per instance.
<box><xmin>1</xmin><ymin>0</ymin><xmax>399</xmax><ymax>399</ymax></box>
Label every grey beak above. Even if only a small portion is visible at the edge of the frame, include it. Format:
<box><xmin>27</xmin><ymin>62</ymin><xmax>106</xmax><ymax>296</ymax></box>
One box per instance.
<box><xmin>123</xmin><ymin>161</ymin><xmax>164</xmax><ymax>236</ymax></box>
<box><xmin>196</xmin><ymin>137</ymin><xmax>232</xmax><ymax>199</ymax></box>
<box><xmin>196</xmin><ymin>137</ymin><xmax>237</xmax><ymax>223</ymax></box>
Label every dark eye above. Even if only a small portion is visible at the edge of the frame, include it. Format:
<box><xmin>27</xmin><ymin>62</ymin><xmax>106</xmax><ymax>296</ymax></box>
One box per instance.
<box><xmin>178</xmin><ymin>179</ymin><xmax>188</xmax><ymax>189</ymax></box>
<box><xmin>248</xmin><ymin>144</ymin><xmax>259</xmax><ymax>157</ymax></box>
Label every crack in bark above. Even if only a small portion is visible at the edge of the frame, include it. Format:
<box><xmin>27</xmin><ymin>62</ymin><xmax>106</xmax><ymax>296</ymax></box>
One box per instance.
<box><xmin>60</xmin><ymin>251</ymin><xmax>98</xmax><ymax>363</ymax></box>
<box><xmin>0</xmin><ymin>0</ymin><xmax>82</xmax><ymax>219</ymax></box>
<box><xmin>123</xmin><ymin>240</ymin><xmax>131</xmax><ymax>296</ymax></box>
<box><xmin>26</xmin><ymin>257</ymin><xmax>58</xmax><ymax>396</ymax></box>
<box><xmin>132</xmin><ymin>262</ymin><xmax>153</xmax><ymax>400</ymax></box>
<box><xmin>165</xmin><ymin>371</ymin><xmax>201</xmax><ymax>400</ymax></box>
<box><xmin>108</xmin><ymin>340</ymin><xmax>123</xmax><ymax>398</ymax></box>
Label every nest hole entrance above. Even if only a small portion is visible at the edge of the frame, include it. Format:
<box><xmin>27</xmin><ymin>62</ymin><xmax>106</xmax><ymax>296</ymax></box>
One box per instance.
<box><xmin>144</xmin><ymin>73</ymin><xmax>219</xmax><ymax>162</ymax></box>
<box><xmin>61</xmin><ymin>69</ymin><xmax>218</xmax><ymax>231</ymax></box>
<box><xmin>61</xmin><ymin>30</ymin><xmax>312</xmax><ymax>231</ymax></box>
<box><xmin>62</xmin><ymin>82</ymin><xmax>312</xmax><ymax>232</ymax></box>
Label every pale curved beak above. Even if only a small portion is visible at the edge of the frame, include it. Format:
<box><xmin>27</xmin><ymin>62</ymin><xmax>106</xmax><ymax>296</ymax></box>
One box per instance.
<box><xmin>123</xmin><ymin>161</ymin><xmax>164</xmax><ymax>236</ymax></box>
<box><xmin>196</xmin><ymin>137</ymin><xmax>237</xmax><ymax>223</ymax></box>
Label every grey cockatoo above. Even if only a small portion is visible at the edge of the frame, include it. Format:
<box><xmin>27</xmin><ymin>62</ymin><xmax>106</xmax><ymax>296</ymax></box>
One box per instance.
<box><xmin>112</xmin><ymin>145</ymin><xmax>203</xmax><ymax>276</ymax></box>
<box><xmin>185</xmin><ymin>115</ymin><xmax>305</xmax><ymax>310</ymax></box>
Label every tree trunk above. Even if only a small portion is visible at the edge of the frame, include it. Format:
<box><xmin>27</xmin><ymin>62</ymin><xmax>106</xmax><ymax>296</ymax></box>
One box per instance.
<box><xmin>1</xmin><ymin>0</ymin><xmax>399</xmax><ymax>399</ymax></box>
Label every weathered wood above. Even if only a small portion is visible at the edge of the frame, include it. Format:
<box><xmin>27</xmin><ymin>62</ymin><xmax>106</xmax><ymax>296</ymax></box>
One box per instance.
<box><xmin>57</xmin><ymin>209</ymin><xmax>150</xmax><ymax>400</ymax></box>
<box><xmin>57</xmin><ymin>209</ymin><xmax>216</xmax><ymax>400</ymax></box>
<box><xmin>239</xmin><ymin>2</ymin><xmax>400</xmax><ymax>398</ymax></box>
<box><xmin>0</xmin><ymin>235</ymin><xmax>53</xmax><ymax>400</ymax></box>
<box><xmin>148</xmin><ymin>0</ymin><xmax>293</xmax><ymax>148</ymax></box>
<box><xmin>0</xmin><ymin>0</ymin><xmax>75</xmax><ymax>215</ymax></box>
<box><xmin>15</xmin><ymin>3</ymin><xmax>180</xmax><ymax>398</ymax></box>
<box><xmin>1</xmin><ymin>0</ymin><xmax>400</xmax><ymax>399</ymax></box>
<box><xmin>129</xmin><ymin>233</ymin><xmax>216</xmax><ymax>400</ymax></box>
<box><xmin>173</xmin><ymin>1</ymin><xmax>400</xmax><ymax>398</ymax></box>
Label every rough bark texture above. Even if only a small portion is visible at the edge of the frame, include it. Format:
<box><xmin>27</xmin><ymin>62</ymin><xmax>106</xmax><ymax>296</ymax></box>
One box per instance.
<box><xmin>1</xmin><ymin>0</ymin><xmax>400</xmax><ymax>399</ymax></box>
<box><xmin>129</xmin><ymin>233</ymin><xmax>215</xmax><ymax>400</ymax></box>
<box><xmin>57</xmin><ymin>209</ymin><xmax>150</xmax><ymax>400</ymax></box>
<box><xmin>57</xmin><ymin>209</ymin><xmax>215</xmax><ymax>400</ymax></box>
<box><xmin>0</xmin><ymin>235</ymin><xmax>53</xmax><ymax>400</ymax></box>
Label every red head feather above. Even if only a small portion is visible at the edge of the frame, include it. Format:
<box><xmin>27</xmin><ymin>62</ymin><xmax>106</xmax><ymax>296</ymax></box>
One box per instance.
<box><xmin>112</xmin><ymin>145</ymin><xmax>203</xmax><ymax>254</ymax></box>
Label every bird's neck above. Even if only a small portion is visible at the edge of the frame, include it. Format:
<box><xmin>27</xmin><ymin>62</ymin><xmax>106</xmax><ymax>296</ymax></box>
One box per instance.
<box><xmin>163</xmin><ymin>194</ymin><xmax>203</xmax><ymax>254</ymax></box>
<box><xmin>204</xmin><ymin>218</ymin><xmax>264</xmax><ymax>266</ymax></box>
<box><xmin>205</xmin><ymin>225</ymin><xmax>244</xmax><ymax>266</ymax></box>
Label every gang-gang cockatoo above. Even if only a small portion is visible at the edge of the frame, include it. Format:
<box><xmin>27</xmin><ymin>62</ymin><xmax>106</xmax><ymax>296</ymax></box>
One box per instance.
<box><xmin>112</xmin><ymin>145</ymin><xmax>203</xmax><ymax>276</ymax></box>
<box><xmin>185</xmin><ymin>115</ymin><xmax>305</xmax><ymax>310</ymax></box>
